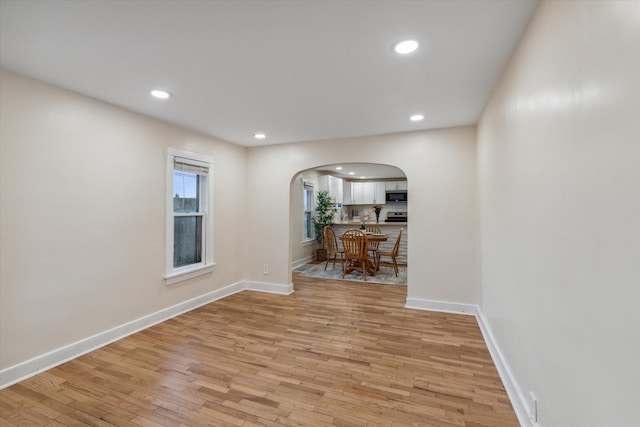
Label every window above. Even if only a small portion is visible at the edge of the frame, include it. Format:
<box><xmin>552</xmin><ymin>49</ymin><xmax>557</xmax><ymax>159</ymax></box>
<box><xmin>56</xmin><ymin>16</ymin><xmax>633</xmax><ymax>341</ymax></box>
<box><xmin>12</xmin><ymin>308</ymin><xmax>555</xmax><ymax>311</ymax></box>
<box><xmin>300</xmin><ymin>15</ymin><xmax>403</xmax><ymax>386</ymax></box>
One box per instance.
<box><xmin>165</xmin><ymin>148</ymin><xmax>214</xmax><ymax>285</ymax></box>
<box><xmin>303</xmin><ymin>182</ymin><xmax>315</xmax><ymax>242</ymax></box>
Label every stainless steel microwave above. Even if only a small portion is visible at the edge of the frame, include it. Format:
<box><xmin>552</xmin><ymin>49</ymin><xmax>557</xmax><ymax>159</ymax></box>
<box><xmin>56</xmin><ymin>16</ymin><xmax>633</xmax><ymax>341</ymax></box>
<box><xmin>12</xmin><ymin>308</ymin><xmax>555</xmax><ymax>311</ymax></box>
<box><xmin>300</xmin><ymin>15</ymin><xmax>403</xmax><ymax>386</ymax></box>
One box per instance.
<box><xmin>386</xmin><ymin>190</ymin><xmax>408</xmax><ymax>202</ymax></box>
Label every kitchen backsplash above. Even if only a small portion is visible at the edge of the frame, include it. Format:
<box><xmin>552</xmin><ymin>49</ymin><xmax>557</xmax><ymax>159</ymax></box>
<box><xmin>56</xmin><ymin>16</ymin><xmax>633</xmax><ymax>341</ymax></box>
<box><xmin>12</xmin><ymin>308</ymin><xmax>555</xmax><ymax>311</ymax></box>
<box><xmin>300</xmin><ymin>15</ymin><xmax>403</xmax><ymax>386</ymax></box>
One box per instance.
<box><xmin>338</xmin><ymin>202</ymin><xmax>407</xmax><ymax>221</ymax></box>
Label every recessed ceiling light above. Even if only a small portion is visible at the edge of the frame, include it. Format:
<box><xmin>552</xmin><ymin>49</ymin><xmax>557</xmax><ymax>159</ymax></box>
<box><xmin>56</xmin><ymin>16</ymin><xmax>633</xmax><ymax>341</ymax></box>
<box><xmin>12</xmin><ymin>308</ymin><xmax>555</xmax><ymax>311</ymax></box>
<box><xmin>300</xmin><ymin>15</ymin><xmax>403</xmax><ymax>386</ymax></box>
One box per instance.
<box><xmin>335</xmin><ymin>166</ymin><xmax>343</xmax><ymax>170</ymax></box>
<box><xmin>410</xmin><ymin>114</ymin><xmax>424</xmax><ymax>121</ymax></box>
<box><xmin>150</xmin><ymin>89</ymin><xmax>171</xmax><ymax>99</ymax></box>
<box><xmin>348</xmin><ymin>172</ymin><xmax>355</xmax><ymax>175</ymax></box>
<box><xmin>254</xmin><ymin>132</ymin><xmax>266</xmax><ymax>140</ymax></box>
<box><xmin>394</xmin><ymin>40</ymin><xmax>419</xmax><ymax>54</ymax></box>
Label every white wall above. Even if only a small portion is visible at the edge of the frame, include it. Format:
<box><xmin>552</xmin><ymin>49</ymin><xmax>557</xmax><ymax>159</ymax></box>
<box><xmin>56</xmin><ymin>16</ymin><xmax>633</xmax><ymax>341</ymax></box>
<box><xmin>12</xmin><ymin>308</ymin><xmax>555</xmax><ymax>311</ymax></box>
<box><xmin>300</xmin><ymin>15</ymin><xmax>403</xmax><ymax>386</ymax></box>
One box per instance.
<box><xmin>0</xmin><ymin>70</ymin><xmax>247</xmax><ymax>370</ymax></box>
<box><xmin>477</xmin><ymin>1</ymin><xmax>640</xmax><ymax>426</ymax></box>
<box><xmin>245</xmin><ymin>127</ymin><xmax>478</xmax><ymax>305</ymax></box>
<box><xmin>0</xmin><ymin>70</ymin><xmax>478</xmax><ymax>383</ymax></box>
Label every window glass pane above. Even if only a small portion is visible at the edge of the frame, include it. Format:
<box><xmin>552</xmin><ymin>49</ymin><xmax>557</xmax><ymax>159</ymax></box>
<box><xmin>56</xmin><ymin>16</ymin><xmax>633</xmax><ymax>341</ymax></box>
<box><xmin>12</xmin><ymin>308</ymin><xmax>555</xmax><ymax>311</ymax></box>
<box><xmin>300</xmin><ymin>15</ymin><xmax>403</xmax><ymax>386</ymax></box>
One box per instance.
<box><xmin>173</xmin><ymin>171</ymin><xmax>200</xmax><ymax>213</ymax></box>
<box><xmin>174</xmin><ymin>216</ymin><xmax>203</xmax><ymax>267</ymax></box>
<box><xmin>304</xmin><ymin>187</ymin><xmax>313</xmax><ymax>211</ymax></box>
<box><xmin>304</xmin><ymin>212</ymin><xmax>313</xmax><ymax>240</ymax></box>
<box><xmin>303</xmin><ymin>186</ymin><xmax>314</xmax><ymax>241</ymax></box>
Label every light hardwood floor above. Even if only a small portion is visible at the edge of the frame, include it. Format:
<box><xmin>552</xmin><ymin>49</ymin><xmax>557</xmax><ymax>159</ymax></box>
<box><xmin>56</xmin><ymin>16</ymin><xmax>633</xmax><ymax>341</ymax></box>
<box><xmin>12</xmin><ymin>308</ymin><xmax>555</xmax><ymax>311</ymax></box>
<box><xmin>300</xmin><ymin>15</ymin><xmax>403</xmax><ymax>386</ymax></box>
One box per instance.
<box><xmin>0</xmin><ymin>274</ymin><xmax>518</xmax><ymax>426</ymax></box>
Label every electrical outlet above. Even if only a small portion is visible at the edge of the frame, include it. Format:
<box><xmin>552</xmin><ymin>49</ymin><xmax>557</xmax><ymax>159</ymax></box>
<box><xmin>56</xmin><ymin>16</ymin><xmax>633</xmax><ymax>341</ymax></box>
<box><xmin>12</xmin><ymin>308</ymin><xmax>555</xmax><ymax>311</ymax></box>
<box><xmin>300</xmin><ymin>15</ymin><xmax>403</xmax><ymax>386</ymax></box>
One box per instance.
<box><xmin>263</xmin><ymin>264</ymin><xmax>269</xmax><ymax>275</ymax></box>
<box><xmin>527</xmin><ymin>391</ymin><xmax>538</xmax><ymax>423</ymax></box>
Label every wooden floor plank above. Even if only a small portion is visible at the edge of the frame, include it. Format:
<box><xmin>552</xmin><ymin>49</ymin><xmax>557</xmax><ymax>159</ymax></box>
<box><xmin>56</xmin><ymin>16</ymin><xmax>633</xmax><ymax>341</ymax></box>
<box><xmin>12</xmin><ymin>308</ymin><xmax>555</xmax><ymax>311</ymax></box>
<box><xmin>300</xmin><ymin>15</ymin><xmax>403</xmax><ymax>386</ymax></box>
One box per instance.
<box><xmin>0</xmin><ymin>273</ymin><xmax>517</xmax><ymax>426</ymax></box>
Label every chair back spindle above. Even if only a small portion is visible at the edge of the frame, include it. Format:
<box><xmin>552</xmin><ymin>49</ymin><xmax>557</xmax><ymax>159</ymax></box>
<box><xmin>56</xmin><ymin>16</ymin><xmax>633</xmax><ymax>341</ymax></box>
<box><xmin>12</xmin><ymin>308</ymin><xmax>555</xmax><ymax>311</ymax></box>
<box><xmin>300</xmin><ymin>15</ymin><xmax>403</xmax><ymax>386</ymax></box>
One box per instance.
<box><xmin>376</xmin><ymin>228</ymin><xmax>403</xmax><ymax>277</ymax></box>
<box><xmin>341</xmin><ymin>229</ymin><xmax>370</xmax><ymax>281</ymax></box>
<box><xmin>323</xmin><ymin>226</ymin><xmax>345</xmax><ymax>271</ymax></box>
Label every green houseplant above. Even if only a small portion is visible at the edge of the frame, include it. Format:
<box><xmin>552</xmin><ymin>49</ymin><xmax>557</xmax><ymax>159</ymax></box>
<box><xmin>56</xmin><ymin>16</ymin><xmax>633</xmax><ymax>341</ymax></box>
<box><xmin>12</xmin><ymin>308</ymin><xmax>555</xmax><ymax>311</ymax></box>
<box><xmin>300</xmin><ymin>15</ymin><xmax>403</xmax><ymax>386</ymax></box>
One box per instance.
<box><xmin>312</xmin><ymin>190</ymin><xmax>336</xmax><ymax>261</ymax></box>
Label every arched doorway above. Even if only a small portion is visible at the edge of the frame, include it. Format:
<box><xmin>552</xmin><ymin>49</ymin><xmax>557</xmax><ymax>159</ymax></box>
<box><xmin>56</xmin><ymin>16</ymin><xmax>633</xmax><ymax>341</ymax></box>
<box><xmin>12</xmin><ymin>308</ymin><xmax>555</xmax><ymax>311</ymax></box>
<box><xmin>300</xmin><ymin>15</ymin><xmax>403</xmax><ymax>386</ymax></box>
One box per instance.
<box><xmin>289</xmin><ymin>162</ymin><xmax>408</xmax><ymax>288</ymax></box>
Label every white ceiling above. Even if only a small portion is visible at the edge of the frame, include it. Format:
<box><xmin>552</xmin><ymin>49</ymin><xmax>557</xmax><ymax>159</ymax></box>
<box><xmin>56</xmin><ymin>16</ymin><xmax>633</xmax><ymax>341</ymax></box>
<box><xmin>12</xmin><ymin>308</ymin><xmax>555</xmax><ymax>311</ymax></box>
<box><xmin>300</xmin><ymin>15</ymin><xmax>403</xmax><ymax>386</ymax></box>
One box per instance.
<box><xmin>313</xmin><ymin>163</ymin><xmax>406</xmax><ymax>180</ymax></box>
<box><xmin>0</xmin><ymin>0</ymin><xmax>537</xmax><ymax>147</ymax></box>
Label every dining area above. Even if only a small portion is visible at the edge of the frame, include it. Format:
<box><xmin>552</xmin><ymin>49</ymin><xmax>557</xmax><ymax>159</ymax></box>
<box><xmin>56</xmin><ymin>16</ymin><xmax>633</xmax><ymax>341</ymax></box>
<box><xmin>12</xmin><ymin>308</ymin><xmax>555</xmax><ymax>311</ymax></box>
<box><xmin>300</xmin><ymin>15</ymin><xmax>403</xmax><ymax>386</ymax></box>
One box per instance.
<box><xmin>296</xmin><ymin>224</ymin><xmax>406</xmax><ymax>285</ymax></box>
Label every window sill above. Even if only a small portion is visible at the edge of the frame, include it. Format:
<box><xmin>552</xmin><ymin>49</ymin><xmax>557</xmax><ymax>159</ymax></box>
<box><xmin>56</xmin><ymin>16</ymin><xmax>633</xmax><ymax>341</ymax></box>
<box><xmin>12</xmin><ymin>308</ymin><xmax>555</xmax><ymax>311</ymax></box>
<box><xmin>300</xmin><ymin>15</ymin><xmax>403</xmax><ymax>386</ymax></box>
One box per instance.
<box><xmin>302</xmin><ymin>239</ymin><xmax>316</xmax><ymax>246</ymax></box>
<box><xmin>165</xmin><ymin>263</ymin><xmax>216</xmax><ymax>285</ymax></box>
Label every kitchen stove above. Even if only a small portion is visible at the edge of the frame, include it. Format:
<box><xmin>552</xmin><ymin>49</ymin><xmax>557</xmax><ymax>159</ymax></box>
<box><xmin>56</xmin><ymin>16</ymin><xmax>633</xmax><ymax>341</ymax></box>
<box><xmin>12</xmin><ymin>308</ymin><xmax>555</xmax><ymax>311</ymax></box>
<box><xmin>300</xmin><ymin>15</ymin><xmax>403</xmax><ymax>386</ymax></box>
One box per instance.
<box><xmin>385</xmin><ymin>211</ymin><xmax>407</xmax><ymax>223</ymax></box>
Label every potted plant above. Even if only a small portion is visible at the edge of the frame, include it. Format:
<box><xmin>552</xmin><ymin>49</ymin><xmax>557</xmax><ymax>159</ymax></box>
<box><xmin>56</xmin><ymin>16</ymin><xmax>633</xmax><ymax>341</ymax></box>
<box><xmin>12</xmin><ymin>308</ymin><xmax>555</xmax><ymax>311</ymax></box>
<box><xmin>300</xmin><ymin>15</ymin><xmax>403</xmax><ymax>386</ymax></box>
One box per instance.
<box><xmin>312</xmin><ymin>190</ymin><xmax>336</xmax><ymax>261</ymax></box>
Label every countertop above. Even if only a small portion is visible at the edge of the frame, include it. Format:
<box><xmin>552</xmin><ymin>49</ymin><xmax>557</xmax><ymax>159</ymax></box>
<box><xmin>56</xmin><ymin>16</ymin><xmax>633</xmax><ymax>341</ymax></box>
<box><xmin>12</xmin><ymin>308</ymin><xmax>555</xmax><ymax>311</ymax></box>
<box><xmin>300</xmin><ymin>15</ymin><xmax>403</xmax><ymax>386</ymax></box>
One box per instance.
<box><xmin>332</xmin><ymin>221</ymin><xmax>408</xmax><ymax>226</ymax></box>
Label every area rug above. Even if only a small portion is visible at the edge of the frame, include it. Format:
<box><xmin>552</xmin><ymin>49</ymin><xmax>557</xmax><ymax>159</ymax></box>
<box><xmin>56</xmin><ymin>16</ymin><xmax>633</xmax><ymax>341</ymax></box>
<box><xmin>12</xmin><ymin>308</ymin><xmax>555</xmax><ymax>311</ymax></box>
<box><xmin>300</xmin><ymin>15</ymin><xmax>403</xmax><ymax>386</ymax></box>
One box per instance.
<box><xmin>298</xmin><ymin>262</ymin><xmax>407</xmax><ymax>285</ymax></box>
<box><xmin>292</xmin><ymin>263</ymin><xmax>315</xmax><ymax>272</ymax></box>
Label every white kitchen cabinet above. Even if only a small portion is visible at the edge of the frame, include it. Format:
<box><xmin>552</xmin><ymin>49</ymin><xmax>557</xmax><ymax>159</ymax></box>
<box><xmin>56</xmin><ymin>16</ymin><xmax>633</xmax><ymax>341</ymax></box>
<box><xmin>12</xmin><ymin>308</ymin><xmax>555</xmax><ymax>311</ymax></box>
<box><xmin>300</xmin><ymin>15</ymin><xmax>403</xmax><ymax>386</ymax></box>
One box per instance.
<box><xmin>363</xmin><ymin>183</ymin><xmax>374</xmax><ymax>204</ymax></box>
<box><xmin>343</xmin><ymin>181</ymin><xmax>386</xmax><ymax>205</ymax></box>
<box><xmin>318</xmin><ymin>175</ymin><xmax>343</xmax><ymax>204</ymax></box>
<box><xmin>343</xmin><ymin>180</ymin><xmax>352</xmax><ymax>204</ymax></box>
<box><xmin>329</xmin><ymin>175</ymin><xmax>343</xmax><ymax>204</ymax></box>
<box><xmin>352</xmin><ymin>182</ymin><xmax>365</xmax><ymax>204</ymax></box>
<box><xmin>343</xmin><ymin>182</ymin><xmax>360</xmax><ymax>205</ymax></box>
<box><xmin>372</xmin><ymin>182</ymin><xmax>386</xmax><ymax>204</ymax></box>
<box><xmin>385</xmin><ymin>181</ymin><xmax>408</xmax><ymax>191</ymax></box>
<box><xmin>317</xmin><ymin>176</ymin><xmax>330</xmax><ymax>194</ymax></box>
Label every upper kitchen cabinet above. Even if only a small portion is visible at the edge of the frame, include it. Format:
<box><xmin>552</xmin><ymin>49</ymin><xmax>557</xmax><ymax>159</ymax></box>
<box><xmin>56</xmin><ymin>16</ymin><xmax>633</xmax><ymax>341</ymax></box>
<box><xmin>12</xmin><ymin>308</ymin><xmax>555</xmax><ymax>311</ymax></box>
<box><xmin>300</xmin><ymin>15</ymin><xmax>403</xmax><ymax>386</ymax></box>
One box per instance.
<box><xmin>318</xmin><ymin>175</ymin><xmax>343</xmax><ymax>204</ymax></box>
<box><xmin>385</xmin><ymin>181</ymin><xmax>408</xmax><ymax>191</ymax></box>
<box><xmin>352</xmin><ymin>182</ymin><xmax>367</xmax><ymax>204</ymax></box>
<box><xmin>373</xmin><ymin>182</ymin><xmax>386</xmax><ymax>204</ymax></box>
<box><xmin>343</xmin><ymin>181</ymin><xmax>386</xmax><ymax>205</ymax></box>
<box><xmin>330</xmin><ymin>175</ymin><xmax>343</xmax><ymax>204</ymax></box>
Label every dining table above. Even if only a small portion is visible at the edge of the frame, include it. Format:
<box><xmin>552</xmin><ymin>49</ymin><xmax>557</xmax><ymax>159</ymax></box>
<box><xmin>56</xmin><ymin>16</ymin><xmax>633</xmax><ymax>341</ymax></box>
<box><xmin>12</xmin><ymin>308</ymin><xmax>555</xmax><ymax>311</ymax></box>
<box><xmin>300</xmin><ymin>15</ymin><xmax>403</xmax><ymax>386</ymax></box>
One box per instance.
<box><xmin>339</xmin><ymin>231</ymin><xmax>388</xmax><ymax>276</ymax></box>
<box><xmin>362</xmin><ymin>232</ymin><xmax>388</xmax><ymax>242</ymax></box>
<box><xmin>340</xmin><ymin>231</ymin><xmax>389</xmax><ymax>242</ymax></box>
<box><xmin>339</xmin><ymin>231</ymin><xmax>388</xmax><ymax>242</ymax></box>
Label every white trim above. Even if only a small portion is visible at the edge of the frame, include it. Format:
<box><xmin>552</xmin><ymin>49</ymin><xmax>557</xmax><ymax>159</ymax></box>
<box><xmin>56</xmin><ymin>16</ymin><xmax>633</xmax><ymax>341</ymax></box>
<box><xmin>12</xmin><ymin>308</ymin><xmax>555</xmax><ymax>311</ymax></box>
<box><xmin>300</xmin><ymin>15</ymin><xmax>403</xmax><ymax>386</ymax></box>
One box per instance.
<box><xmin>476</xmin><ymin>308</ymin><xmax>534</xmax><ymax>427</ymax></box>
<box><xmin>303</xmin><ymin>182</ymin><xmax>315</xmax><ymax>242</ymax></box>
<box><xmin>0</xmin><ymin>280</ymin><xmax>245</xmax><ymax>389</ymax></box>
<box><xmin>405</xmin><ymin>297</ymin><xmax>478</xmax><ymax>316</ymax></box>
<box><xmin>164</xmin><ymin>263</ymin><xmax>216</xmax><ymax>285</ymax></box>
<box><xmin>173</xmin><ymin>212</ymin><xmax>205</xmax><ymax>218</ymax></box>
<box><xmin>245</xmin><ymin>281</ymin><xmax>294</xmax><ymax>295</ymax></box>
<box><xmin>405</xmin><ymin>298</ymin><xmax>532</xmax><ymax>427</ymax></box>
<box><xmin>167</xmin><ymin>147</ymin><xmax>214</xmax><ymax>164</ymax></box>
<box><xmin>292</xmin><ymin>255</ymin><xmax>315</xmax><ymax>270</ymax></box>
<box><xmin>1</xmin><ymin>285</ymin><xmax>527</xmax><ymax>427</ymax></box>
<box><xmin>0</xmin><ymin>280</ymin><xmax>294</xmax><ymax>389</ymax></box>
<box><xmin>165</xmin><ymin>147</ymin><xmax>215</xmax><ymax>284</ymax></box>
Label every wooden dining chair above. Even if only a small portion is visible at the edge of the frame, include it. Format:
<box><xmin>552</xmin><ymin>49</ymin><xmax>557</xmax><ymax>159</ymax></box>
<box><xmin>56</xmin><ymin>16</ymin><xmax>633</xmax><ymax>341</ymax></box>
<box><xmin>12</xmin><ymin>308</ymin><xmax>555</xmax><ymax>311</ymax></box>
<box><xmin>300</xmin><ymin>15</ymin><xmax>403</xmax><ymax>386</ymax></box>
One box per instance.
<box><xmin>341</xmin><ymin>229</ymin><xmax>371</xmax><ymax>281</ymax></box>
<box><xmin>376</xmin><ymin>228</ymin><xmax>403</xmax><ymax>277</ymax></box>
<box><xmin>365</xmin><ymin>225</ymin><xmax>382</xmax><ymax>264</ymax></box>
<box><xmin>323</xmin><ymin>226</ymin><xmax>344</xmax><ymax>271</ymax></box>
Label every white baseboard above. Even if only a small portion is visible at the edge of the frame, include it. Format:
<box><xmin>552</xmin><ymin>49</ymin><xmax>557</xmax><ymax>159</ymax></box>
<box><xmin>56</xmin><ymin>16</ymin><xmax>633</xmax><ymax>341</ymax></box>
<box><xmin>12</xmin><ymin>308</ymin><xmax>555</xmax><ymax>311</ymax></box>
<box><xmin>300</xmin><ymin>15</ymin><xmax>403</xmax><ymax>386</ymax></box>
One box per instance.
<box><xmin>405</xmin><ymin>297</ymin><xmax>478</xmax><ymax>316</ymax></box>
<box><xmin>245</xmin><ymin>280</ymin><xmax>294</xmax><ymax>295</ymax></box>
<box><xmin>405</xmin><ymin>297</ymin><xmax>530</xmax><ymax>426</ymax></box>
<box><xmin>0</xmin><ymin>279</ymin><xmax>294</xmax><ymax>389</ymax></box>
<box><xmin>292</xmin><ymin>255</ymin><xmax>314</xmax><ymax>270</ymax></box>
<box><xmin>1</xmin><ymin>284</ymin><xmax>528</xmax><ymax>427</ymax></box>
<box><xmin>476</xmin><ymin>309</ymin><xmax>534</xmax><ymax>427</ymax></box>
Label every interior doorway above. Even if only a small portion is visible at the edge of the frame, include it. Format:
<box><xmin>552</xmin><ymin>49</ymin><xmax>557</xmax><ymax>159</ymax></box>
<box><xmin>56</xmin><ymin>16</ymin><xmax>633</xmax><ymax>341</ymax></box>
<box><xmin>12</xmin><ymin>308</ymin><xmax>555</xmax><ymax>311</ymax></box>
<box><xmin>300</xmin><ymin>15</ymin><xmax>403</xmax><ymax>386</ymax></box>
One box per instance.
<box><xmin>289</xmin><ymin>162</ymin><xmax>408</xmax><ymax>287</ymax></box>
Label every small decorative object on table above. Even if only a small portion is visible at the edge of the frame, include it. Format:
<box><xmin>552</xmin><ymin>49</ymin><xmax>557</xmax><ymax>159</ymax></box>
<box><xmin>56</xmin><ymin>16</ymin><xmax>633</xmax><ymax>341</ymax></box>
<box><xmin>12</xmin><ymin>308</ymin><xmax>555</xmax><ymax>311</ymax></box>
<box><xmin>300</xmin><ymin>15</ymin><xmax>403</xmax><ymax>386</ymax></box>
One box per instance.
<box><xmin>372</xmin><ymin>204</ymin><xmax>383</xmax><ymax>223</ymax></box>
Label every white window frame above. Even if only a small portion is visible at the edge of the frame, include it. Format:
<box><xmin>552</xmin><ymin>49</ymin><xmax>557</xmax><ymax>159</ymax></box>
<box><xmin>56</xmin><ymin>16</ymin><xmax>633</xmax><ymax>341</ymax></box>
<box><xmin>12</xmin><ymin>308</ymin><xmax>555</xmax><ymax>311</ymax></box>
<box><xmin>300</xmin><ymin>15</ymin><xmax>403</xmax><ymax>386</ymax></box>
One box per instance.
<box><xmin>303</xmin><ymin>182</ymin><xmax>315</xmax><ymax>243</ymax></box>
<box><xmin>165</xmin><ymin>148</ymin><xmax>215</xmax><ymax>285</ymax></box>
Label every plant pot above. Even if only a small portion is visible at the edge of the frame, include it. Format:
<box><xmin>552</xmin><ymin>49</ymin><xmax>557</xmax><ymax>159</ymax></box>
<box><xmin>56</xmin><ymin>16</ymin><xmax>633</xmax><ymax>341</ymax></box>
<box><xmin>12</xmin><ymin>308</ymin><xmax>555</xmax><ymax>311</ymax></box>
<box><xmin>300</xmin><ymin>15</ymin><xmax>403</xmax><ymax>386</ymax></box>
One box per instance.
<box><xmin>316</xmin><ymin>248</ymin><xmax>328</xmax><ymax>262</ymax></box>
